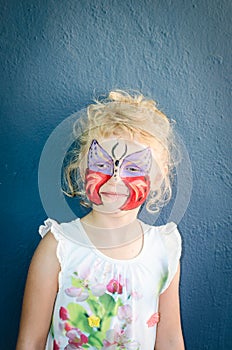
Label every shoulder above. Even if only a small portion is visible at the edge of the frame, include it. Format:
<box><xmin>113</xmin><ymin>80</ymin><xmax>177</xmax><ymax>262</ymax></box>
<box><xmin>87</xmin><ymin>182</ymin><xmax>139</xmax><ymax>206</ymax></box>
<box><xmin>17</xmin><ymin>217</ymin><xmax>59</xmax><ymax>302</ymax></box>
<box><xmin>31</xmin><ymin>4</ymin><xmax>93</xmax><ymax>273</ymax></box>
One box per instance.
<box><xmin>159</xmin><ymin>222</ymin><xmax>182</xmax><ymax>252</ymax></box>
<box><xmin>38</xmin><ymin>217</ymin><xmax>89</xmax><ymax>263</ymax></box>
<box><xmin>38</xmin><ymin>230</ymin><xmax>58</xmax><ymax>249</ymax></box>
<box><xmin>141</xmin><ymin>220</ymin><xmax>181</xmax><ymax>247</ymax></box>
<box><xmin>38</xmin><ymin>217</ymin><xmax>81</xmax><ymax>241</ymax></box>
<box><xmin>28</xmin><ymin>230</ymin><xmax>61</xmax><ymax>284</ymax></box>
<box><xmin>33</xmin><ymin>230</ymin><xmax>59</xmax><ymax>262</ymax></box>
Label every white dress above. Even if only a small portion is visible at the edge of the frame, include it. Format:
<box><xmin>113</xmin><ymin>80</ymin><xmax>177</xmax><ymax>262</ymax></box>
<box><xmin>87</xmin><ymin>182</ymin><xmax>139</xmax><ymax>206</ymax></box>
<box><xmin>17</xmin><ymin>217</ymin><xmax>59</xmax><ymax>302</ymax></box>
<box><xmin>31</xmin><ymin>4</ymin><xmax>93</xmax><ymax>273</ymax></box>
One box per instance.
<box><xmin>39</xmin><ymin>218</ymin><xmax>181</xmax><ymax>350</ymax></box>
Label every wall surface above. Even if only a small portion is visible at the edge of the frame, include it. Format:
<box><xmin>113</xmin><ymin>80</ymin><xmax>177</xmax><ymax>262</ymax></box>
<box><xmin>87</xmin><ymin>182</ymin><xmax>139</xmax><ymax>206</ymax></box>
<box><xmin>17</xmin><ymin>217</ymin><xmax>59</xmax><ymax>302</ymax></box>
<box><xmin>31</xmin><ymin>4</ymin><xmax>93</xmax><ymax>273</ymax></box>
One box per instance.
<box><xmin>0</xmin><ymin>0</ymin><xmax>231</xmax><ymax>349</ymax></box>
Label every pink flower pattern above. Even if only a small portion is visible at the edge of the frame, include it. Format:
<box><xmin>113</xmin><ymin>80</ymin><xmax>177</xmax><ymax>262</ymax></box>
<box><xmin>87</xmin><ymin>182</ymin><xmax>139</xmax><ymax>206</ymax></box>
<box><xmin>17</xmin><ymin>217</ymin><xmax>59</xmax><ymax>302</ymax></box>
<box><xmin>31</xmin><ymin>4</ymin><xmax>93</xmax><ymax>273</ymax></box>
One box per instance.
<box><xmin>106</xmin><ymin>279</ymin><xmax>123</xmax><ymax>294</ymax></box>
<box><xmin>64</xmin><ymin>328</ymin><xmax>88</xmax><ymax>349</ymax></box>
<box><xmin>102</xmin><ymin>324</ymin><xmax>139</xmax><ymax>349</ymax></box>
<box><xmin>53</xmin><ymin>340</ymin><xmax>60</xmax><ymax>350</ymax></box>
<box><xmin>65</xmin><ymin>287</ymin><xmax>89</xmax><ymax>301</ymax></box>
<box><xmin>59</xmin><ymin>306</ymin><xmax>69</xmax><ymax>321</ymax></box>
<box><xmin>146</xmin><ymin>312</ymin><xmax>160</xmax><ymax>327</ymax></box>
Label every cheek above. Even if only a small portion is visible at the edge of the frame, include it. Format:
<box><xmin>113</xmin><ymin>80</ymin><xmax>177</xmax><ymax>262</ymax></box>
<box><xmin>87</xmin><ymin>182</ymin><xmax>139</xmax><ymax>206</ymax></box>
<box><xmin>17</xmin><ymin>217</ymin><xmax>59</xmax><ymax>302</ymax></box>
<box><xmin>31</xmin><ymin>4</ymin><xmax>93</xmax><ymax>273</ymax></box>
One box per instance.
<box><xmin>85</xmin><ymin>169</ymin><xmax>111</xmax><ymax>205</ymax></box>
<box><xmin>120</xmin><ymin>175</ymin><xmax>150</xmax><ymax>211</ymax></box>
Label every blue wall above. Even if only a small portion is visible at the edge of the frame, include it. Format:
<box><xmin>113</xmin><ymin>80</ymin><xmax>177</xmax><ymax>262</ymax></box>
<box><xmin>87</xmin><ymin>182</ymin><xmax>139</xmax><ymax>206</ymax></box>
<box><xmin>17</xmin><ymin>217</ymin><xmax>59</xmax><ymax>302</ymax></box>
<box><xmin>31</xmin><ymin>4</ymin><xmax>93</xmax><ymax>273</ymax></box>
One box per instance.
<box><xmin>1</xmin><ymin>0</ymin><xmax>231</xmax><ymax>348</ymax></box>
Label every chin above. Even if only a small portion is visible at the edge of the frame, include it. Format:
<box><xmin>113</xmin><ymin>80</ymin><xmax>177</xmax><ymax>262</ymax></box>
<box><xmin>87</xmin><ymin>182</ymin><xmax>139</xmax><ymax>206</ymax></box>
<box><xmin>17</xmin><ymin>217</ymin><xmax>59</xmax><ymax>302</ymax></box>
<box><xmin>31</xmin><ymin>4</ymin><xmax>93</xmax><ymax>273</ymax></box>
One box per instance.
<box><xmin>93</xmin><ymin>205</ymin><xmax>122</xmax><ymax>214</ymax></box>
<box><xmin>92</xmin><ymin>203</ymin><xmax>140</xmax><ymax>216</ymax></box>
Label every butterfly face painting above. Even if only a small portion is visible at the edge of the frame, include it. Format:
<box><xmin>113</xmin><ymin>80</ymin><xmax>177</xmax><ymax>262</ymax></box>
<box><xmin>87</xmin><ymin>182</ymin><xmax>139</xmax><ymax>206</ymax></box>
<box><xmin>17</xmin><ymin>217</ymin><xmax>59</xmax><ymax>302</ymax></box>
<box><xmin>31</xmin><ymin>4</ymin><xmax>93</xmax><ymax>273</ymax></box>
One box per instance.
<box><xmin>85</xmin><ymin>139</ymin><xmax>152</xmax><ymax>211</ymax></box>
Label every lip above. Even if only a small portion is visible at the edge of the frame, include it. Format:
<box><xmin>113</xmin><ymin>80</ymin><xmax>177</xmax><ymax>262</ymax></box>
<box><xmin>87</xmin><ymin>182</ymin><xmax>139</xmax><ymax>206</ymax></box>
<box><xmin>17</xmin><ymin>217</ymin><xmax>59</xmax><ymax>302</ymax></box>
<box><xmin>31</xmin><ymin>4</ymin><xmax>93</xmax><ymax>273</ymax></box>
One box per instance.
<box><xmin>100</xmin><ymin>192</ymin><xmax>128</xmax><ymax>197</ymax></box>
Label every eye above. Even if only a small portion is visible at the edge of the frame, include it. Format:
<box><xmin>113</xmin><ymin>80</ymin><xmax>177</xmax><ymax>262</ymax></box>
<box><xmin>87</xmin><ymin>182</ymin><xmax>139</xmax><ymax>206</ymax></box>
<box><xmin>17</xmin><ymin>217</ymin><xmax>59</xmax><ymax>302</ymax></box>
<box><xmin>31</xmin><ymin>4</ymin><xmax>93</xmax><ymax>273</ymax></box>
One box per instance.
<box><xmin>96</xmin><ymin>163</ymin><xmax>108</xmax><ymax>169</ymax></box>
<box><xmin>126</xmin><ymin>166</ymin><xmax>140</xmax><ymax>172</ymax></box>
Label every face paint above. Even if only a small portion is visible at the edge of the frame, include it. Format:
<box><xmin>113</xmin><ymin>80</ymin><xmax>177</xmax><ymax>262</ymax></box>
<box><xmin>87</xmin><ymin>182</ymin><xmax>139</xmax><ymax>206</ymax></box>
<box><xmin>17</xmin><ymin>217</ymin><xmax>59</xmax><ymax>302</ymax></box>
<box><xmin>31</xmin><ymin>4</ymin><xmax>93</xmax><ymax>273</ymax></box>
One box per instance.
<box><xmin>85</xmin><ymin>170</ymin><xmax>111</xmax><ymax>204</ymax></box>
<box><xmin>120</xmin><ymin>175</ymin><xmax>150</xmax><ymax>210</ymax></box>
<box><xmin>85</xmin><ymin>139</ymin><xmax>152</xmax><ymax>210</ymax></box>
<box><xmin>119</xmin><ymin>148</ymin><xmax>152</xmax><ymax>210</ymax></box>
<box><xmin>85</xmin><ymin>140</ymin><xmax>114</xmax><ymax>205</ymax></box>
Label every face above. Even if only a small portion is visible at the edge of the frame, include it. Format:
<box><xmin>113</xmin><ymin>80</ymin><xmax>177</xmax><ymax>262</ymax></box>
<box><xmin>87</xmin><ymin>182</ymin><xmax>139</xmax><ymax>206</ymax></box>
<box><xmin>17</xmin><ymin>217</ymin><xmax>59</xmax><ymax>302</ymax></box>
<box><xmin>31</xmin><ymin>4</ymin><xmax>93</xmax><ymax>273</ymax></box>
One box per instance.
<box><xmin>84</xmin><ymin>137</ymin><xmax>160</xmax><ymax>213</ymax></box>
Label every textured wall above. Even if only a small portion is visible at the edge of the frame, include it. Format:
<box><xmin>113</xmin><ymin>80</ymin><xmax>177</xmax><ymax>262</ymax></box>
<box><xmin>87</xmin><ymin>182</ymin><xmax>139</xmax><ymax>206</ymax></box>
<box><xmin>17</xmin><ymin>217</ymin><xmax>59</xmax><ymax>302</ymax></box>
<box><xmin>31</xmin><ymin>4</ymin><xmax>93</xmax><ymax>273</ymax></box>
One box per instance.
<box><xmin>0</xmin><ymin>0</ymin><xmax>231</xmax><ymax>349</ymax></box>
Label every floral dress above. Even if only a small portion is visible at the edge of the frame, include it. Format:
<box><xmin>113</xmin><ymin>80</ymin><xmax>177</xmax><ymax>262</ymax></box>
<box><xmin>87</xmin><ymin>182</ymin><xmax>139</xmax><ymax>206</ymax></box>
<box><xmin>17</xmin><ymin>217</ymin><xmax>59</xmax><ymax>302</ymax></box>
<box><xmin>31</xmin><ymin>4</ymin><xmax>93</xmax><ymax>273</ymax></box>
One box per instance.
<box><xmin>39</xmin><ymin>218</ymin><xmax>181</xmax><ymax>350</ymax></box>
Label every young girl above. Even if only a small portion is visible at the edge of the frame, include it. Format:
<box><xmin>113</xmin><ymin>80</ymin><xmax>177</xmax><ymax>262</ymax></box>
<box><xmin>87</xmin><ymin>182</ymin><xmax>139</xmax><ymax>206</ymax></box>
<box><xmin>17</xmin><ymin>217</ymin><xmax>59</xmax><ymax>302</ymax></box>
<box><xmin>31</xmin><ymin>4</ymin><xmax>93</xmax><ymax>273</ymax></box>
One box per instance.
<box><xmin>16</xmin><ymin>90</ymin><xmax>185</xmax><ymax>350</ymax></box>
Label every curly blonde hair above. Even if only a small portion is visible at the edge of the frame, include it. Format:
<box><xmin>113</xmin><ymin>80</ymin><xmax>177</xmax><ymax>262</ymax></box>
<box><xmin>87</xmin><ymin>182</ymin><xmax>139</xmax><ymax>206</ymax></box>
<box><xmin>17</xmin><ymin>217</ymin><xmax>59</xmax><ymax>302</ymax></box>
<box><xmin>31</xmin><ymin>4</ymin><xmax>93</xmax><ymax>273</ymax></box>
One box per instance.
<box><xmin>62</xmin><ymin>90</ymin><xmax>180</xmax><ymax>213</ymax></box>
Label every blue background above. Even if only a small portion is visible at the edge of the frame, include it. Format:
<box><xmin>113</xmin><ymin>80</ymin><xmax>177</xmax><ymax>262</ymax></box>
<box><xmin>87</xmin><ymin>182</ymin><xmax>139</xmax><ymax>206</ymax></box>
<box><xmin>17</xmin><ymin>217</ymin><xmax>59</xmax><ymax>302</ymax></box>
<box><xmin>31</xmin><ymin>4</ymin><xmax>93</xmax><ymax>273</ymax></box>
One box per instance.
<box><xmin>0</xmin><ymin>0</ymin><xmax>231</xmax><ymax>349</ymax></box>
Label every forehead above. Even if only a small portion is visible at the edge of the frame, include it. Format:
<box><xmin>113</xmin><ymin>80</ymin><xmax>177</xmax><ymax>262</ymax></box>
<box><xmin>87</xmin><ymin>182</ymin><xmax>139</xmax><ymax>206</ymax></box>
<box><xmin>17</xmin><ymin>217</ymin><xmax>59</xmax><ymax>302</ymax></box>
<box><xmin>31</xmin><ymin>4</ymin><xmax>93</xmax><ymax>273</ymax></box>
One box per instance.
<box><xmin>95</xmin><ymin>137</ymin><xmax>148</xmax><ymax>158</ymax></box>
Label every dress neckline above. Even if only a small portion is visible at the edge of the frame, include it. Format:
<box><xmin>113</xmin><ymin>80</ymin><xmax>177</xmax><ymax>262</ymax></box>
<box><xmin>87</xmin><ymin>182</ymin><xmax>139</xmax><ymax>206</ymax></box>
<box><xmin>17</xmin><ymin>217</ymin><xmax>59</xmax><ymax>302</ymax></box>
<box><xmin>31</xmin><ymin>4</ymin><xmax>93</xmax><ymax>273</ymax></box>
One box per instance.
<box><xmin>75</xmin><ymin>218</ymin><xmax>150</xmax><ymax>264</ymax></box>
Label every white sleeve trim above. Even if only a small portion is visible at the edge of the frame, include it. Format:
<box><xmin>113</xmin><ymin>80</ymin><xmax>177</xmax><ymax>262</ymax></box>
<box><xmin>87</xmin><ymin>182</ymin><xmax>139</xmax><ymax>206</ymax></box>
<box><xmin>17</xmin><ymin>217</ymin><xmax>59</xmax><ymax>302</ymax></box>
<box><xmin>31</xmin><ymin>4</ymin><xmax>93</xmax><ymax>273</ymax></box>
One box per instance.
<box><xmin>159</xmin><ymin>222</ymin><xmax>182</xmax><ymax>294</ymax></box>
<box><xmin>38</xmin><ymin>218</ymin><xmax>65</xmax><ymax>276</ymax></box>
<box><xmin>38</xmin><ymin>218</ymin><xmax>62</xmax><ymax>240</ymax></box>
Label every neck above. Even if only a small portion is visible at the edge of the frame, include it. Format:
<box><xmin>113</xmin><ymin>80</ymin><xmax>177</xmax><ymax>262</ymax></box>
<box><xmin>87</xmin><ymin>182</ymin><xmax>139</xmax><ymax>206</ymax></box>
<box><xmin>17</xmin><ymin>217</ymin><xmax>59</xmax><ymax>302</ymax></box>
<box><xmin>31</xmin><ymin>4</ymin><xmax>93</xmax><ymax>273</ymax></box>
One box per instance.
<box><xmin>83</xmin><ymin>208</ymin><xmax>139</xmax><ymax>229</ymax></box>
<box><xmin>80</xmin><ymin>208</ymin><xmax>142</xmax><ymax>249</ymax></box>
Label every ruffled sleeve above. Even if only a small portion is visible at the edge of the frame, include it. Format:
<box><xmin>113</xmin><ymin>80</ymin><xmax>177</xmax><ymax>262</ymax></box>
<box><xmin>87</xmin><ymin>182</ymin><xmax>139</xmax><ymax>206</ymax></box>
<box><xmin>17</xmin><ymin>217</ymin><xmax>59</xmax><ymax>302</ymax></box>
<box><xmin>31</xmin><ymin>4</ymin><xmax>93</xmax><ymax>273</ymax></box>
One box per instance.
<box><xmin>38</xmin><ymin>218</ymin><xmax>65</xmax><ymax>268</ymax></box>
<box><xmin>39</xmin><ymin>218</ymin><xmax>63</xmax><ymax>240</ymax></box>
<box><xmin>159</xmin><ymin>222</ymin><xmax>182</xmax><ymax>294</ymax></box>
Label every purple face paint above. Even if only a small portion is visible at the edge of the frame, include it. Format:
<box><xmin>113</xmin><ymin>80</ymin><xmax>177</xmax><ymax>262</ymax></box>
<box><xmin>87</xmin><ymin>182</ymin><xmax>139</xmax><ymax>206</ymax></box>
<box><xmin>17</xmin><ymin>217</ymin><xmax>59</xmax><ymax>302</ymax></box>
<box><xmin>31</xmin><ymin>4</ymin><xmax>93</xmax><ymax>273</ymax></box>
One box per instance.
<box><xmin>119</xmin><ymin>148</ymin><xmax>152</xmax><ymax>178</ymax></box>
<box><xmin>87</xmin><ymin>139</ymin><xmax>114</xmax><ymax>176</ymax></box>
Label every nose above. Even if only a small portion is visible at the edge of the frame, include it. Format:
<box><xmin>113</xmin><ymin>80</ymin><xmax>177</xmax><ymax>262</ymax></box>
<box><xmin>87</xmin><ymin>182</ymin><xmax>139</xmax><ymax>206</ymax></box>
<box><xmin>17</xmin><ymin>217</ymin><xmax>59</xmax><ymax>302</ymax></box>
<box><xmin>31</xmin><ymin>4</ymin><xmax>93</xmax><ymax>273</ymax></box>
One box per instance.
<box><xmin>107</xmin><ymin>171</ymin><xmax>121</xmax><ymax>184</ymax></box>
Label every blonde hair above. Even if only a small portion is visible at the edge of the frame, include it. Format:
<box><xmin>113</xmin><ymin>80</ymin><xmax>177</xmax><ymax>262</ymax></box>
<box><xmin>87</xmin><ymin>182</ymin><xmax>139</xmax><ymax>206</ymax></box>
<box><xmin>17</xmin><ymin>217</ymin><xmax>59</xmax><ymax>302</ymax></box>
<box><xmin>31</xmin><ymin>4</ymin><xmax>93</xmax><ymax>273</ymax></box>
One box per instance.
<box><xmin>62</xmin><ymin>90</ymin><xmax>180</xmax><ymax>213</ymax></box>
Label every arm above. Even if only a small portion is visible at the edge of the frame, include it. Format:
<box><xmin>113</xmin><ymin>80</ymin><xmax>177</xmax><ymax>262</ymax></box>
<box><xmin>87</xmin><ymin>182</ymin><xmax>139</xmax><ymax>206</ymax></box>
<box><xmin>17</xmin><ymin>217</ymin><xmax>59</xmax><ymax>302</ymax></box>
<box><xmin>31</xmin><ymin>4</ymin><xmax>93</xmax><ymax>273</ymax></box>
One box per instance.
<box><xmin>16</xmin><ymin>232</ymin><xmax>60</xmax><ymax>350</ymax></box>
<box><xmin>155</xmin><ymin>263</ymin><xmax>185</xmax><ymax>350</ymax></box>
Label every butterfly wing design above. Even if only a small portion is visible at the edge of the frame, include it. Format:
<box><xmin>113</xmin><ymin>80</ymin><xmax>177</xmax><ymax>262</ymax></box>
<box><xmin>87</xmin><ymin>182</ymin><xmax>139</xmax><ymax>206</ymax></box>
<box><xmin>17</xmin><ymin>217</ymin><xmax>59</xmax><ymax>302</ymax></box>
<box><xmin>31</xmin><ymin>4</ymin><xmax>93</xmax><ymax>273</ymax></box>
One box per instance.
<box><xmin>85</xmin><ymin>139</ymin><xmax>114</xmax><ymax>205</ymax></box>
<box><xmin>119</xmin><ymin>147</ymin><xmax>152</xmax><ymax>210</ymax></box>
<box><xmin>87</xmin><ymin>139</ymin><xmax>114</xmax><ymax>175</ymax></box>
<box><xmin>119</xmin><ymin>147</ymin><xmax>152</xmax><ymax>178</ymax></box>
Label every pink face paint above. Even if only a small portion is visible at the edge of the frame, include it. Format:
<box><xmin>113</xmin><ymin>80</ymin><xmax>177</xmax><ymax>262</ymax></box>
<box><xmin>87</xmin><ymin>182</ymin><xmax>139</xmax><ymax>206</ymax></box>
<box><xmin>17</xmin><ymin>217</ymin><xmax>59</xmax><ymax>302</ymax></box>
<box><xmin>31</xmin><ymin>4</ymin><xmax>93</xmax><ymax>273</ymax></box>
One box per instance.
<box><xmin>85</xmin><ymin>169</ymin><xmax>111</xmax><ymax>205</ymax></box>
<box><xmin>120</xmin><ymin>175</ymin><xmax>150</xmax><ymax>210</ymax></box>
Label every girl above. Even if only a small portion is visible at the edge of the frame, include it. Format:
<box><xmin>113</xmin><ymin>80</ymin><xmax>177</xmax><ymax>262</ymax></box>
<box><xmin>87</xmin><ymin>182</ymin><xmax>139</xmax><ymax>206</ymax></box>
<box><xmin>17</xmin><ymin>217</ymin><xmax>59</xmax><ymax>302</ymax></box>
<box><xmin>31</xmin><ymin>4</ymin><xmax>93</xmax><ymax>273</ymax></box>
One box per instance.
<box><xmin>16</xmin><ymin>90</ymin><xmax>185</xmax><ymax>350</ymax></box>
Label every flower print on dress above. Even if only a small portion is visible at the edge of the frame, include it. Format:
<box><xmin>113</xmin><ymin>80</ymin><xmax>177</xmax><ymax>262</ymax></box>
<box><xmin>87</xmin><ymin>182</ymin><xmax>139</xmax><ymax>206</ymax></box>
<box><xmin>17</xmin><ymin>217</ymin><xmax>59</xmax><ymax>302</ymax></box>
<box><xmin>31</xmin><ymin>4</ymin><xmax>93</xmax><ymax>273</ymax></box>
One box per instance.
<box><xmin>106</xmin><ymin>278</ymin><xmax>123</xmax><ymax>294</ymax></box>
<box><xmin>65</xmin><ymin>287</ymin><xmax>89</xmax><ymax>302</ymax></box>
<box><xmin>53</xmin><ymin>340</ymin><xmax>60</xmax><ymax>350</ymax></box>
<box><xmin>146</xmin><ymin>312</ymin><xmax>160</xmax><ymax>327</ymax></box>
<box><xmin>122</xmin><ymin>276</ymin><xmax>143</xmax><ymax>300</ymax></box>
<box><xmin>58</xmin><ymin>271</ymin><xmax>141</xmax><ymax>348</ymax></box>
<box><xmin>91</xmin><ymin>283</ymin><xmax>106</xmax><ymax>296</ymax></box>
<box><xmin>117</xmin><ymin>304</ymin><xmax>133</xmax><ymax>324</ymax></box>
<box><xmin>76</xmin><ymin>263</ymin><xmax>91</xmax><ymax>281</ymax></box>
<box><xmin>58</xmin><ymin>305</ymin><xmax>90</xmax><ymax>348</ymax></box>
<box><xmin>88</xmin><ymin>315</ymin><xmax>101</xmax><ymax>328</ymax></box>
<box><xmin>102</xmin><ymin>324</ymin><xmax>140</xmax><ymax>349</ymax></box>
<box><xmin>64</xmin><ymin>322</ymin><xmax>73</xmax><ymax>332</ymax></box>
<box><xmin>59</xmin><ymin>306</ymin><xmax>69</xmax><ymax>321</ymax></box>
<box><xmin>64</xmin><ymin>328</ymin><xmax>88</xmax><ymax>349</ymax></box>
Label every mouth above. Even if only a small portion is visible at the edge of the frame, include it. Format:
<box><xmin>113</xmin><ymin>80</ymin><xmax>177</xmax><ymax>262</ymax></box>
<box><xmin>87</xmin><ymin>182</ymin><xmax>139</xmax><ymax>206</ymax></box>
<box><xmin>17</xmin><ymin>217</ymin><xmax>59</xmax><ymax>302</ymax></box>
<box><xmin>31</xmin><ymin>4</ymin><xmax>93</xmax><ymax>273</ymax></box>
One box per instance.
<box><xmin>100</xmin><ymin>192</ymin><xmax>128</xmax><ymax>198</ymax></box>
